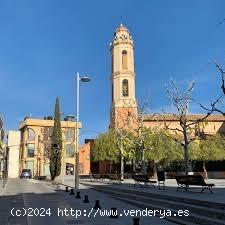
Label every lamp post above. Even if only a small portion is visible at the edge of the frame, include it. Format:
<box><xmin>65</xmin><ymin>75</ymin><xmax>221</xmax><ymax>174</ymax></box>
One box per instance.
<box><xmin>75</xmin><ymin>72</ymin><xmax>91</xmax><ymax>190</ymax></box>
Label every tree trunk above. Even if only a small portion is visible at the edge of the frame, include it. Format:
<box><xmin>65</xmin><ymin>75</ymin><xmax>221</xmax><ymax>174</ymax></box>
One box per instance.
<box><xmin>132</xmin><ymin>159</ymin><xmax>136</xmax><ymax>172</ymax></box>
<box><xmin>183</xmin><ymin>126</ymin><xmax>190</xmax><ymax>176</ymax></box>
<box><xmin>184</xmin><ymin>144</ymin><xmax>189</xmax><ymax>175</ymax></box>
<box><xmin>120</xmin><ymin>155</ymin><xmax>124</xmax><ymax>180</ymax></box>
<box><xmin>153</xmin><ymin>161</ymin><xmax>157</xmax><ymax>178</ymax></box>
<box><xmin>109</xmin><ymin>161</ymin><xmax>112</xmax><ymax>174</ymax></box>
<box><xmin>142</xmin><ymin>163</ymin><xmax>147</xmax><ymax>175</ymax></box>
<box><xmin>203</xmin><ymin>161</ymin><xmax>208</xmax><ymax>179</ymax></box>
<box><xmin>141</xmin><ymin>147</ymin><xmax>146</xmax><ymax>174</ymax></box>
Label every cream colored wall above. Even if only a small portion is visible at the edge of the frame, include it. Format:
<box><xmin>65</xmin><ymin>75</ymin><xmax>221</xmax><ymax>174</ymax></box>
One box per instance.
<box><xmin>110</xmin><ymin>26</ymin><xmax>136</xmax><ymax>109</ymax></box>
<box><xmin>143</xmin><ymin>120</ymin><xmax>225</xmax><ymax>136</ymax></box>
<box><xmin>7</xmin><ymin>131</ymin><xmax>20</xmax><ymax>178</ymax></box>
<box><xmin>110</xmin><ymin>25</ymin><xmax>138</xmax><ymax>127</ymax></box>
<box><xmin>19</xmin><ymin>119</ymin><xmax>80</xmax><ymax>177</ymax></box>
<box><xmin>19</xmin><ymin>118</ymin><xmax>81</xmax><ymax>130</ymax></box>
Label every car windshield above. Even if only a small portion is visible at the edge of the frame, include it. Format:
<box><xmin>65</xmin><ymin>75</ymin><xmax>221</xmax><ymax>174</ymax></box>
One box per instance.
<box><xmin>22</xmin><ymin>169</ymin><xmax>31</xmax><ymax>172</ymax></box>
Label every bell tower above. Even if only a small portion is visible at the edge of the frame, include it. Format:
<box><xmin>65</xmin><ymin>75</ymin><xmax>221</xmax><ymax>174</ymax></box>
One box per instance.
<box><xmin>110</xmin><ymin>23</ymin><xmax>137</xmax><ymax>129</ymax></box>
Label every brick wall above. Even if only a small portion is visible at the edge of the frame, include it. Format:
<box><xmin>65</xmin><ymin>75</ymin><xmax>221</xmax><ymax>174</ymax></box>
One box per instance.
<box><xmin>79</xmin><ymin>143</ymin><xmax>90</xmax><ymax>175</ymax></box>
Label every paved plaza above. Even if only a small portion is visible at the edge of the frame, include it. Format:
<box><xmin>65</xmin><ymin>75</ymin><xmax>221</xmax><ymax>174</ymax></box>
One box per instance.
<box><xmin>0</xmin><ymin>177</ymin><xmax>225</xmax><ymax>225</ymax></box>
<box><xmin>55</xmin><ymin>176</ymin><xmax>225</xmax><ymax>225</ymax></box>
<box><xmin>0</xmin><ymin>178</ymin><xmax>176</xmax><ymax>225</ymax></box>
<box><xmin>57</xmin><ymin>176</ymin><xmax>225</xmax><ymax>204</ymax></box>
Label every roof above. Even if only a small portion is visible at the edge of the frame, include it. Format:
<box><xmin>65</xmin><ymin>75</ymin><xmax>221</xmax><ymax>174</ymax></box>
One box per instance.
<box><xmin>115</xmin><ymin>23</ymin><xmax>129</xmax><ymax>33</ymax></box>
<box><xmin>143</xmin><ymin>114</ymin><xmax>225</xmax><ymax>122</ymax></box>
<box><xmin>19</xmin><ymin>118</ymin><xmax>81</xmax><ymax>130</ymax></box>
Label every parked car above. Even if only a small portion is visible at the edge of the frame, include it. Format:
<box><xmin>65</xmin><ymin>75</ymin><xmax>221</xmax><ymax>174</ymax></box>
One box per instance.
<box><xmin>20</xmin><ymin>169</ymin><xmax>32</xmax><ymax>179</ymax></box>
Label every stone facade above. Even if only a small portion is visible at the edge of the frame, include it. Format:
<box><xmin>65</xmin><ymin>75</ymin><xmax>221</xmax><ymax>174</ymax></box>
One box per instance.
<box><xmin>19</xmin><ymin>117</ymin><xmax>90</xmax><ymax>177</ymax></box>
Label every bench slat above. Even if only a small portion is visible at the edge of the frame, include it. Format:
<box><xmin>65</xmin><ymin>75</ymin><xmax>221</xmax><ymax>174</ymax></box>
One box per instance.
<box><xmin>175</xmin><ymin>175</ymin><xmax>215</xmax><ymax>193</ymax></box>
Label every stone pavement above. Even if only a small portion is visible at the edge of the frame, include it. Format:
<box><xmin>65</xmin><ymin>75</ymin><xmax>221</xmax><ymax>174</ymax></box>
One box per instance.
<box><xmin>58</xmin><ymin>177</ymin><xmax>225</xmax><ymax>204</ymax></box>
<box><xmin>0</xmin><ymin>178</ymin><xmax>176</xmax><ymax>225</ymax></box>
<box><xmin>48</xmin><ymin>181</ymin><xmax>176</xmax><ymax>225</ymax></box>
<box><xmin>56</xmin><ymin>177</ymin><xmax>225</xmax><ymax>225</ymax></box>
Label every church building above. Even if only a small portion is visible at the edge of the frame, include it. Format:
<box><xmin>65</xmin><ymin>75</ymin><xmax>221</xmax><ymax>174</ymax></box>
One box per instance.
<box><xmin>97</xmin><ymin>23</ymin><xmax>225</xmax><ymax>177</ymax></box>
<box><xmin>109</xmin><ymin>23</ymin><xmax>225</xmax><ymax>136</ymax></box>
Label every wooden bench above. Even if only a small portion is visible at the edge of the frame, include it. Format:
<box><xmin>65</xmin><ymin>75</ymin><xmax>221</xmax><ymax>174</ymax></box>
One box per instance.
<box><xmin>175</xmin><ymin>175</ymin><xmax>215</xmax><ymax>193</ymax></box>
<box><xmin>132</xmin><ymin>174</ymin><xmax>157</xmax><ymax>188</ymax></box>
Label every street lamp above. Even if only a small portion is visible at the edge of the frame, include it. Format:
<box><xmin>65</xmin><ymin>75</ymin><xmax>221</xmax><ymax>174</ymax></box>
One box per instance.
<box><xmin>75</xmin><ymin>72</ymin><xmax>91</xmax><ymax>190</ymax></box>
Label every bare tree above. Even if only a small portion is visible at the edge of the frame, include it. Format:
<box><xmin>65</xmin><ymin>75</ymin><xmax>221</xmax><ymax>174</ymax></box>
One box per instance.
<box><xmin>198</xmin><ymin>63</ymin><xmax>225</xmax><ymax>116</ymax></box>
<box><xmin>163</xmin><ymin>80</ymin><xmax>213</xmax><ymax>175</ymax></box>
<box><xmin>110</xmin><ymin>100</ymin><xmax>137</xmax><ymax>179</ymax></box>
<box><xmin>111</xmin><ymin>99</ymin><xmax>161</xmax><ymax>175</ymax></box>
<box><xmin>216</xmin><ymin>63</ymin><xmax>225</xmax><ymax>95</ymax></box>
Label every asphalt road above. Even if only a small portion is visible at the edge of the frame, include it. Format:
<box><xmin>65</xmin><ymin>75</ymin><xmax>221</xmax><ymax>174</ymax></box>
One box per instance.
<box><xmin>1</xmin><ymin>179</ymin><xmax>69</xmax><ymax>225</ymax></box>
<box><xmin>0</xmin><ymin>179</ymin><xmax>175</xmax><ymax>225</ymax></box>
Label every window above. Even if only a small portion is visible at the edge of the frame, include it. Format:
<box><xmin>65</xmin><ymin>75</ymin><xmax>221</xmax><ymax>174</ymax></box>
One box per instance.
<box><xmin>43</xmin><ymin>127</ymin><xmax>53</xmax><ymax>141</ymax></box>
<box><xmin>28</xmin><ymin>128</ymin><xmax>35</xmax><ymax>141</ymax></box>
<box><xmin>122</xmin><ymin>50</ymin><xmax>128</xmax><ymax>69</ymax></box>
<box><xmin>66</xmin><ymin>128</ymin><xmax>75</xmax><ymax>141</ymax></box>
<box><xmin>66</xmin><ymin>144</ymin><xmax>75</xmax><ymax>157</ymax></box>
<box><xmin>122</xmin><ymin>79</ymin><xmax>129</xmax><ymax>97</ymax></box>
<box><xmin>27</xmin><ymin>144</ymin><xmax>35</xmax><ymax>157</ymax></box>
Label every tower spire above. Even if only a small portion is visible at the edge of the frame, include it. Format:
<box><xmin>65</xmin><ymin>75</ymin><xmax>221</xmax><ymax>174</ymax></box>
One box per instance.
<box><xmin>120</xmin><ymin>16</ymin><xmax>123</xmax><ymax>27</ymax></box>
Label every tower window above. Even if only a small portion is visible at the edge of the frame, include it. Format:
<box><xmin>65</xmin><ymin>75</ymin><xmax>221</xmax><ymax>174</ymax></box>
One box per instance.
<box><xmin>122</xmin><ymin>50</ymin><xmax>128</xmax><ymax>69</ymax></box>
<box><xmin>122</xmin><ymin>79</ymin><xmax>129</xmax><ymax>97</ymax></box>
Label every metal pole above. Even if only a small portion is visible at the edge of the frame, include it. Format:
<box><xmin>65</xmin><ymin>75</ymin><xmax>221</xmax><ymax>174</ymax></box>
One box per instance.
<box><xmin>75</xmin><ymin>72</ymin><xmax>80</xmax><ymax>189</ymax></box>
<box><xmin>61</xmin><ymin>128</ymin><xmax>66</xmax><ymax>184</ymax></box>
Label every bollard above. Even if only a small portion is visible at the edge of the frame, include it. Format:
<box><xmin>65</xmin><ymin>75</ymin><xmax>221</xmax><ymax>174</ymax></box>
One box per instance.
<box><xmin>83</xmin><ymin>195</ymin><xmax>89</xmax><ymax>203</ymax></box>
<box><xmin>70</xmin><ymin>188</ymin><xmax>75</xmax><ymax>195</ymax></box>
<box><xmin>133</xmin><ymin>217</ymin><xmax>140</xmax><ymax>225</ymax></box>
<box><xmin>65</xmin><ymin>186</ymin><xmax>69</xmax><ymax>192</ymax></box>
<box><xmin>76</xmin><ymin>191</ymin><xmax>81</xmax><ymax>198</ymax></box>
<box><xmin>109</xmin><ymin>207</ymin><xmax>118</xmax><ymax>218</ymax></box>
<box><xmin>93</xmin><ymin>200</ymin><xmax>101</xmax><ymax>209</ymax></box>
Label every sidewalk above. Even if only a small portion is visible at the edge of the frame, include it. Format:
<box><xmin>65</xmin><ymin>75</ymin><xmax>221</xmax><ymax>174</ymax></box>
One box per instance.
<box><xmin>0</xmin><ymin>178</ymin><xmax>7</xmax><ymax>196</ymax></box>
<box><xmin>51</xmin><ymin>181</ymin><xmax>176</xmax><ymax>225</ymax></box>
<box><xmin>57</xmin><ymin>177</ymin><xmax>225</xmax><ymax>204</ymax></box>
<box><xmin>0</xmin><ymin>178</ymin><xmax>176</xmax><ymax>225</ymax></box>
<box><xmin>55</xmin><ymin>177</ymin><xmax>225</xmax><ymax>224</ymax></box>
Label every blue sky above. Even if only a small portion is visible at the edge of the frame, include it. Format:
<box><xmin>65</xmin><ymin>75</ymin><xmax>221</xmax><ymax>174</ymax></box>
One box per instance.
<box><xmin>1</xmin><ymin>0</ymin><xmax>225</xmax><ymax>142</ymax></box>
